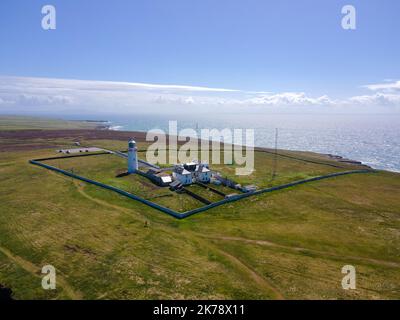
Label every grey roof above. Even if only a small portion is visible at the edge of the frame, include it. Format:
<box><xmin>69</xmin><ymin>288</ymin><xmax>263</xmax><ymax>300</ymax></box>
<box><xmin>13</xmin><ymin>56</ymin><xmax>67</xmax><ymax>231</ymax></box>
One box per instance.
<box><xmin>196</xmin><ymin>164</ymin><xmax>210</xmax><ymax>173</ymax></box>
<box><xmin>174</xmin><ymin>166</ymin><xmax>191</xmax><ymax>175</ymax></box>
<box><xmin>170</xmin><ymin>180</ymin><xmax>182</xmax><ymax>188</ymax></box>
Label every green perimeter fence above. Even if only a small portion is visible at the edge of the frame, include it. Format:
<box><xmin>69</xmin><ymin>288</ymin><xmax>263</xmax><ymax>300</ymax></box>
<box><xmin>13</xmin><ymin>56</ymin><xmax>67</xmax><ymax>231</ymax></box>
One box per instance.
<box><xmin>29</xmin><ymin>154</ymin><xmax>374</xmax><ymax>219</ymax></box>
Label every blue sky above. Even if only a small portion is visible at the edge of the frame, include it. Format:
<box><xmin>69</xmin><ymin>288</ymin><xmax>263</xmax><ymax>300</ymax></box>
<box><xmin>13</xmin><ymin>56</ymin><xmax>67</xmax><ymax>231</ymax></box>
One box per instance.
<box><xmin>0</xmin><ymin>0</ymin><xmax>399</xmax><ymax>114</ymax></box>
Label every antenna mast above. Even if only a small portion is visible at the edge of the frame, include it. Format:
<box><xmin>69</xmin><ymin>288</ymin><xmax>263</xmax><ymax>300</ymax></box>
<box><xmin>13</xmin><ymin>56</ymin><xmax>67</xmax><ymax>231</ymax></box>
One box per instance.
<box><xmin>272</xmin><ymin>128</ymin><xmax>278</xmax><ymax>180</ymax></box>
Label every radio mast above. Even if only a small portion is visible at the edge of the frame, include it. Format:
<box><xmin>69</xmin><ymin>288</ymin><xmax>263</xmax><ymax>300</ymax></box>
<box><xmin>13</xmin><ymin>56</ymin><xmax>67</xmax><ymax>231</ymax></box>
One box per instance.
<box><xmin>272</xmin><ymin>128</ymin><xmax>278</xmax><ymax>180</ymax></box>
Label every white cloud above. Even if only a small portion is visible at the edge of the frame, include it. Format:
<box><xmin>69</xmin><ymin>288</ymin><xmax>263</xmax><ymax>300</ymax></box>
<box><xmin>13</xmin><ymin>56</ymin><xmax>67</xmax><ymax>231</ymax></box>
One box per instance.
<box><xmin>0</xmin><ymin>76</ymin><xmax>238</xmax><ymax>94</ymax></box>
<box><xmin>184</xmin><ymin>96</ymin><xmax>195</xmax><ymax>104</ymax></box>
<box><xmin>362</xmin><ymin>80</ymin><xmax>400</xmax><ymax>92</ymax></box>
<box><xmin>243</xmin><ymin>92</ymin><xmax>335</xmax><ymax>106</ymax></box>
<box><xmin>0</xmin><ymin>96</ymin><xmax>15</xmax><ymax>105</ymax></box>
<box><xmin>15</xmin><ymin>93</ymin><xmax>74</xmax><ymax>106</ymax></box>
<box><xmin>122</xmin><ymin>82</ymin><xmax>238</xmax><ymax>93</ymax></box>
<box><xmin>349</xmin><ymin>93</ymin><xmax>400</xmax><ymax>106</ymax></box>
<box><xmin>354</xmin><ymin>80</ymin><xmax>400</xmax><ymax>108</ymax></box>
<box><xmin>0</xmin><ymin>76</ymin><xmax>399</xmax><ymax>114</ymax></box>
<box><xmin>154</xmin><ymin>95</ymin><xmax>196</xmax><ymax>105</ymax></box>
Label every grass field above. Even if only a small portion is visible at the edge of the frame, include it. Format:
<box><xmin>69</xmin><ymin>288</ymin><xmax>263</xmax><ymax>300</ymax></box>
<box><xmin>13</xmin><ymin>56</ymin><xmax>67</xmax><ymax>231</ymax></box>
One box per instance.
<box><xmin>0</xmin><ymin>116</ymin><xmax>103</xmax><ymax>131</ymax></box>
<box><xmin>0</xmin><ymin>117</ymin><xmax>399</xmax><ymax>300</ymax></box>
<box><xmin>37</xmin><ymin>146</ymin><xmax>358</xmax><ymax>213</ymax></box>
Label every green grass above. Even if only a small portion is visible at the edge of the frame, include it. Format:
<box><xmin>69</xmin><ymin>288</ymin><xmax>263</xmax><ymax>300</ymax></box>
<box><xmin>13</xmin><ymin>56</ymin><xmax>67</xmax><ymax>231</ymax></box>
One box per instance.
<box><xmin>0</xmin><ymin>115</ymin><xmax>101</xmax><ymax>130</ymax></box>
<box><xmin>41</xmin><ymin>154</ymin><xmax>203</xmax><ymax>212</ymax></box>
<box><xmin>0</xmin><ymin>126</ymin><xmax>399</xmax><ymax>300</ymax></box>
<box><xmin>38</xmin><ymin>142</ymin><xmax>355</xmax><ymax>213</ymax></box>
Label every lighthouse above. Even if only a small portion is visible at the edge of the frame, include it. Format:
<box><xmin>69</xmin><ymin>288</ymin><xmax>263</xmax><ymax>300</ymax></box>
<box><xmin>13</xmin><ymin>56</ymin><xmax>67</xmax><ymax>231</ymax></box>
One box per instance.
<box><xmin>128</xmin><ymin>139</ymin><xmax>138</xmax><ymax>173</ymax></box>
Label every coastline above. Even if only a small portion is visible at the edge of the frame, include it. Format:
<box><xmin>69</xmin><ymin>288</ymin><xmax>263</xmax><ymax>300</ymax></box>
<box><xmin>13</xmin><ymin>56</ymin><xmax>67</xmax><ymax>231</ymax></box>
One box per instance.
<box><xmin>104</xmin><ymin>122</ymin><xmax>373</xmax><ymax>171</ymax></box>
<box><xmin>0</xmin><ymin>115</ymin><xmax>396</xmax><ymax>172</ymax></box>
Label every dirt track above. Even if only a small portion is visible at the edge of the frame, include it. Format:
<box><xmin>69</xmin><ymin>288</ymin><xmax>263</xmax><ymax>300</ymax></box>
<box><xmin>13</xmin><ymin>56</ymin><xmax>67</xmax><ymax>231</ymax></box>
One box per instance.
<box><xmin>0</xmin><ymin>245</ymin><xmax>82</xmax><ymax>299</ymax></box>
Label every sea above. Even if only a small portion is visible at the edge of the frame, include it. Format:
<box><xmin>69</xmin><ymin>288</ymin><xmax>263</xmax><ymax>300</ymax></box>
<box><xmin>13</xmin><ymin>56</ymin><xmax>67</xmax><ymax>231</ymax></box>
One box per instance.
<box><xmin>57</xmin><ymin>112</ymin><xmax>400</xmax><ymax>173</ymax></box>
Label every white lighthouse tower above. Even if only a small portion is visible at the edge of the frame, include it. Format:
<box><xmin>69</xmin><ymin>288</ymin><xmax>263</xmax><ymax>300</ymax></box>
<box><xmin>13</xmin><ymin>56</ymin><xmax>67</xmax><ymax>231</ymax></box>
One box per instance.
<box><xmin>128</xmin><ymin>139</ymin><xmax>138</xmax><ymax>173</ymax></box>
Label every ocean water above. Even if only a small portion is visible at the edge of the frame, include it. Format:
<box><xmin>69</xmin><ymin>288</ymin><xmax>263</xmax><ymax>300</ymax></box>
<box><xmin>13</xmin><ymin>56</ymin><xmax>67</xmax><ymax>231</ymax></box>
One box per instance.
<box><xmin>70</xmin><ymin>113</ymin><xmax>400</xmax><ymax>173</ymax></box>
